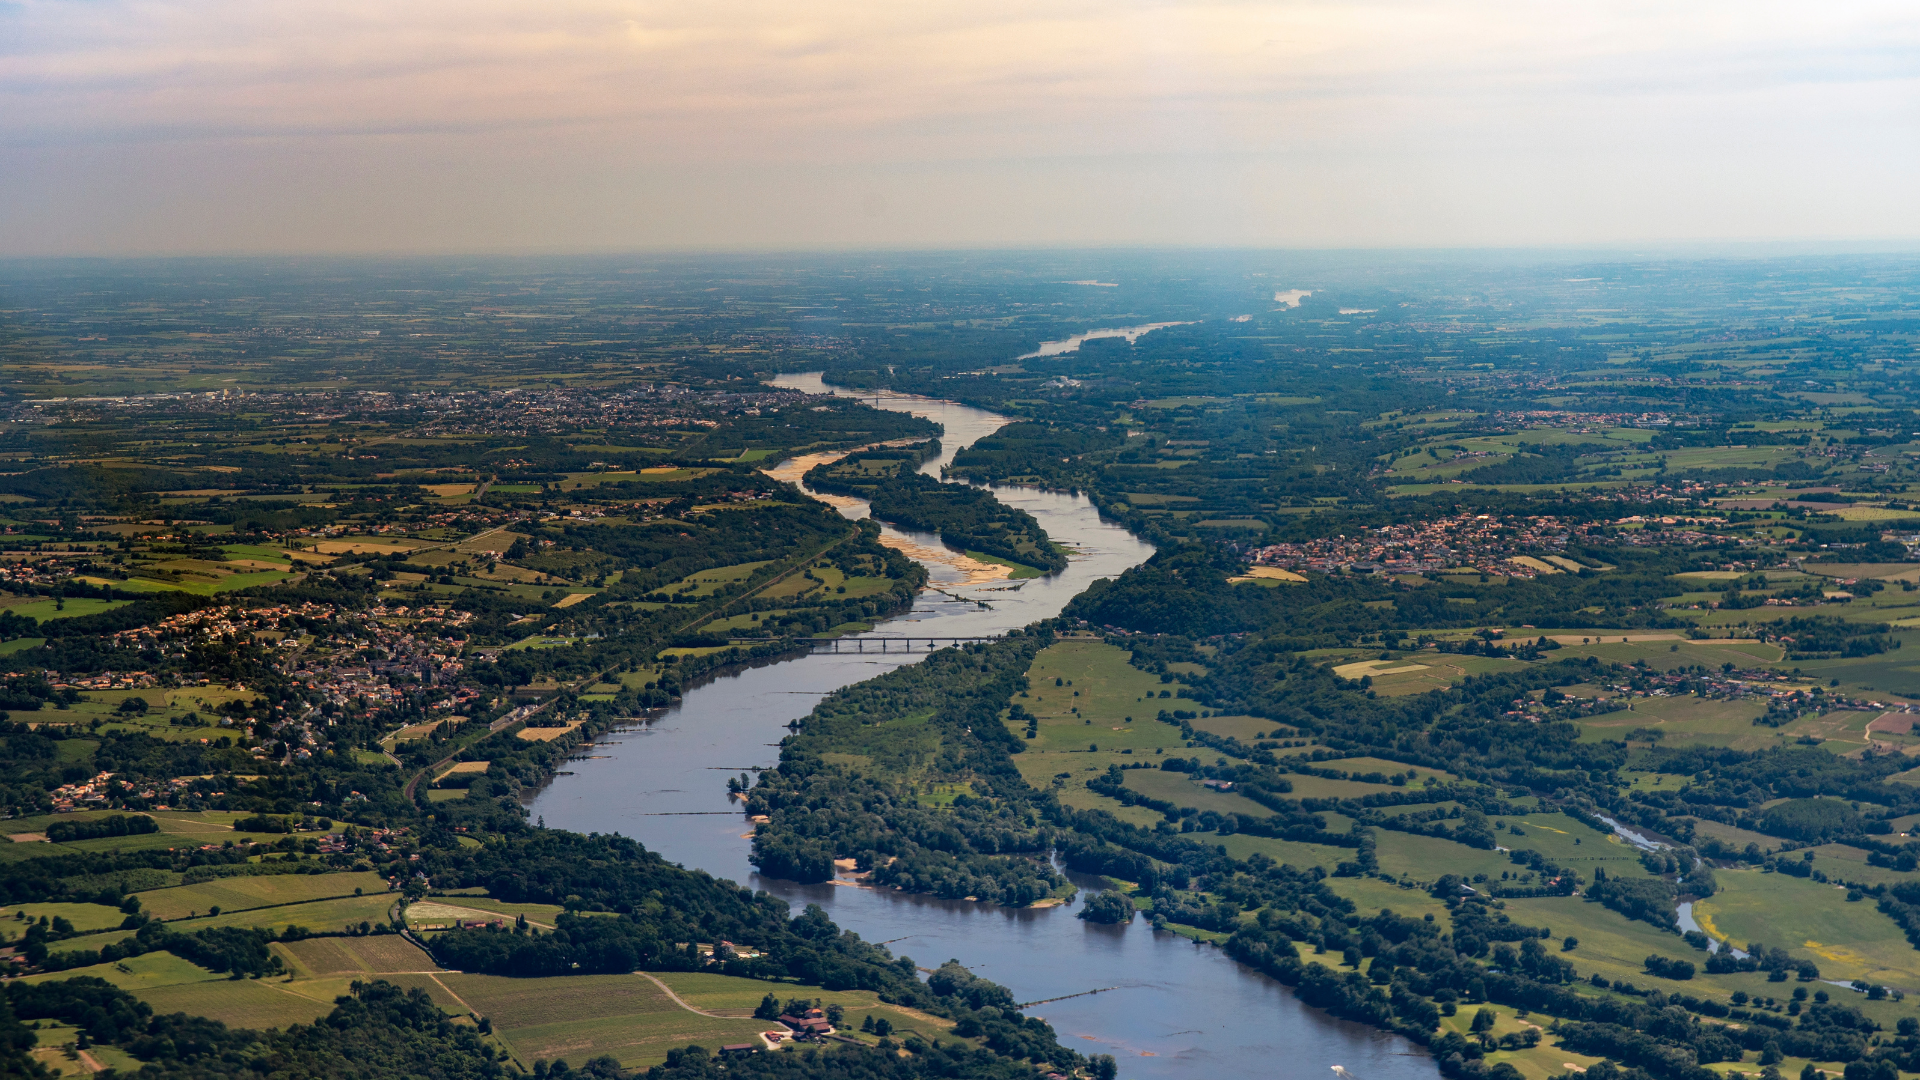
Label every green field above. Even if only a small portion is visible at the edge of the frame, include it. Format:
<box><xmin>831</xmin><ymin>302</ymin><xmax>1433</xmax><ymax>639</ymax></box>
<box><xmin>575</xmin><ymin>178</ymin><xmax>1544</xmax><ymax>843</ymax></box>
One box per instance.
<box><xmin>1187</xmin><ymin>713</ymin><xmax>1285</xmax><ymax>741</ymax></box>
<box><xmin>652</xmin><ymin>971</ymin><xmax>952</xmax><ymax>1034</ymax></box>
<box><xmin>1574</xmin><ymin>696</ymin><xmax>1773</xmax><ymax>750</ymax></box>
<box><xmin>758</xmin><ymin>562</ymin><xmax>895</xmax><ymax>602</ymax></box>
<box><xmin>0</xmin><ymin>809</ymin><xmax>267</xmax><ymax>861</ymax></box>
<box><xmin>135</xmin><ymin>870</ymin><xmax>389</xmax><ymax>920</ymax></box>
<box><xmin>423</xmin><ymin>895</ymin><xmax>568</xmax><ymax>925</ymax></box>
<box><xmin>1005</xmin><ymin>641</ymin><xmax>1193</xmax><ymax>786</ymax></box>
<box><xmin>21</xmin><ymin>949</ymin><xmax>225</xmax><ymax>992</ymax></box>
<box><xmin>652</xmin><ymin>972</ymin><xmax>958</xmax><ymax>1051</ymax></box>
<box><xmin>1693</xmin><ymin>870</ymin><xmax>1920</xmax><ymax>990</ymax></box>
<box><xmin>1122</xmin><ymin>768</ymin><xmax>1274</xmax><ymax>816</ymax></box>
<box><xmin>657</xmin><ymin>561</ymin><xmax>773</xmax><ymax>597</ymax></box>
<box><xmin>24</xmin><ymin>948</ymin><xmax>338</xmax><ymax>1030</ymax></box>
<box><xmin>81</xmin><ymin>570</ymin><xmax>295</xmax><ymax>595</ymax></box>
<box><xmin>277</xmin><ymin>933</ymin><xmax>437</xmax><ymax>976</ymax></box>
<box><xmin>140</xmin><ymin>977</ymin><xmax>339</xmax><ymax>1029</ymax></box>
<box><xmin>438</xmin><ymin>972</ymin><xmax>769</xmax><ymax>1069</ymax></box>
<box><xmin>0</xmin><ymin>596</ymin><xmax>131</xmax><ymax>621</ymax></box>
<box><xmin>0</xmin><ymin>900</ymin><xmax>131</xmax><ymax>940</ymax></box>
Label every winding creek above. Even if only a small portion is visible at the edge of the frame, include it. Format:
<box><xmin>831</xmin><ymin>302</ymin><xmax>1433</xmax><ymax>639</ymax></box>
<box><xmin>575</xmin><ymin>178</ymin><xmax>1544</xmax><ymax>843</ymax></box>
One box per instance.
<box><xmin>526</xmin><ymin>375</ymin><xmax>1437</xmax><ymax>1080</ymax></box>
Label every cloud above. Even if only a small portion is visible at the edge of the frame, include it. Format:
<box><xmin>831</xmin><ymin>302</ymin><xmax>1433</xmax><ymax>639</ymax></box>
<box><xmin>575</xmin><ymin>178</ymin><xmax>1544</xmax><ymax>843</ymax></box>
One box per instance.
<box><xmin>0</xmin><ymin>0</ymin><xmax>1915</xmax><ymax>251</ymax></box>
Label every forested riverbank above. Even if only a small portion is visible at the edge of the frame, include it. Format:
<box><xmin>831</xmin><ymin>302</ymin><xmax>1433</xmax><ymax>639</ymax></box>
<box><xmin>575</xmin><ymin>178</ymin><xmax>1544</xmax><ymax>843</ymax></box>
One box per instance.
<box><xmin>803</xmin><ymin>449</ymin><xmax>1067</xmax><ymax>575</ymax></box>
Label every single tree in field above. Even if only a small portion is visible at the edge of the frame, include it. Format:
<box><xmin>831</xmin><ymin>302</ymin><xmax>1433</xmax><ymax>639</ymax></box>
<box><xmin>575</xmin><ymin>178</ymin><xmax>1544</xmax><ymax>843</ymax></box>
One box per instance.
<box><xmin>1470</xmin><ymin>1007</ymin><xmax>1497</xmax><ymax>1048</ymax></box>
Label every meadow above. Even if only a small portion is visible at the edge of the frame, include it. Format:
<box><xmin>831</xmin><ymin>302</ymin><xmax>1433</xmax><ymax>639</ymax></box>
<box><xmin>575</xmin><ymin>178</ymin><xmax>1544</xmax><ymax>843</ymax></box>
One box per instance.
<box><xmin>276</xmin><ymin>934</ymin><xmax>439</xmax><ymax>977</ymax></box>
<box><xmin>1693</xmin><ymin>871</ymin><xmax>1920</xmax><ymax>990</ymax></box>
<box><xmin>437</xmin><ymin>972</ymin><xmax>769</xmax><ymax>1069</ymax></box>
<box><xmin>652</xmin><ymin>971</ymin><xmax>959</xmax><ymax>1046</ymax></box>
<box><xmin>134</xmin><ymin>870</ymin><xmax>389</xmax><ymax>921</ymax></box>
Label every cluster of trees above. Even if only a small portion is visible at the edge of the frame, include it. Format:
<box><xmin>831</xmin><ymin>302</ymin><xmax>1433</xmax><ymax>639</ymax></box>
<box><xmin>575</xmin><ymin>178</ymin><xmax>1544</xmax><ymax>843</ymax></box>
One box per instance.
<box><xmin>803</xmin><ymin>466</ymin><xmax>1066</xmax><ymax>574</ymax></box>
<box><xmin>1077</xmin><ymin>891</ymin><xmax>1135</xmax><ymax>924</ymax></box>
<box><xmin>34</xmin><ymin>917</ymin><xmax>286</xmax><ymax>977</ymax></box>
<box><xmin>44</xmin><ymin>814</ymin><xmax>158</xmax><ymax>843</ymax></box>
<box><xmin>1644</xmin><ymin>954</ymin><xmax>1696</xmax><ymax>981</ymax></box>
<box><xmin>1586</xmin><ymin>872</ymin><xmax>1679</xmax><ymax>931</ymax></box>
<box><xmin>1762</xmin><ymin>616</ymin><xmax>1894</xmax><ymax>659</ymax></box>
<box><xmin>428</xmin><ymin>912</ymin><xmax>695</xmax><ymax>978</ymax></box>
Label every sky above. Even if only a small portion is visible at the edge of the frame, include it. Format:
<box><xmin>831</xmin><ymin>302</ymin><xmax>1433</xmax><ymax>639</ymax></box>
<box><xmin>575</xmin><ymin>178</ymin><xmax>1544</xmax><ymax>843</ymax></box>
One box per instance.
<box><xmin>1</xmin><ymin>0</ymin><xmax>1916</xmax><ymax>255</ymax></box>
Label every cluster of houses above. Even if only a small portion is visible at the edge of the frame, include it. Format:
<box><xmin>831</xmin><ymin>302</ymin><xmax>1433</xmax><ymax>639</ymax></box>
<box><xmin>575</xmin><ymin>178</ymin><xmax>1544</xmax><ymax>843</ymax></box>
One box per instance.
<box><xmin>1500</xmin><ymin>663</ymin><xmax>1917</xmax><ymax>724</ymax></box>
<box><xmin>46</xmin><ymin>771</ymin><xmax>206</xmax><ymax>814</ymax></box>
<box><xmin>47</xmin><ymin>771</ymin><xmax>117</xmax><ymax>812</ymax></box>
<box><xmin>60</xmin><ymin>670</ymin><xmax>157</xmax><ymax>692</ymax></box>
<box><xmin>0</xmin><ymin>559</ymin><xmax>78</xmax><ymax>586</ymax></box>
<box><xmin>1248</xmin><ymin>505</ymin><xmax>1766</xmax><ymax>580</ymax></box>
<box><xmin>110</xmin><ymin>601</ymin><xmax>338</xmax><ymax>652</ymax></box>
<box><xmin>1249</xmin><ymin>513</ymin><xmax>1598</xmax><ymax>577</ymax></box>
<box><xmin>1486</xmin><ymin>409</ymin><xmax>1698</xmax><ymax>431</ymax></box>
<box><xmin>381</xmin><ymin>383</ymin><xmax>783</xmax><ymax>439</ymax></box>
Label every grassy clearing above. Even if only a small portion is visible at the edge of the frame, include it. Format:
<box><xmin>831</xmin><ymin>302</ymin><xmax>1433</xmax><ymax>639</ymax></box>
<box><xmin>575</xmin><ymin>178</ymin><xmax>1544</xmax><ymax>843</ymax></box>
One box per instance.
<box><xmin>1371</xmin><ymin>831</ymin><xmax>1514</xmax><ymax>883</ymax></box>
<box><xmin>1499</xmin><ymin>812</ymin><xmax>1634</xmax><ymax>872</ymax></box>
<box><xmin>1334</xmin><ymin>756</ymin><xmax>1462</xmax><ymax>786</ymax></box>
<box><xmin>1049</xmin><ymin>780</ymin><xmax>1163</xmax><ymax>828</ymax></box>
<box><xmin>1551</xmin><ymin>638</ymin><xmax>1784</xmax><ymax>670</ymax></box>
<box><xmin>139</xmin><ymin>978</ymin><xmax>337</xmax><ymax>1029</ymax></box>
<box><xmin>83</xmin><ymin>571</ymin><xmax>295</xmax><ymax>596</ymax></box>
<box><xmin>426</xmin><ymin>896</ymin><xmax>568</xmax><ymax>925</ymax></box>
<box><xmin>651</xmin><ymin>972</ymin><xmax>954</xmax><ymax>1045</ymax></box>
<box><xmin>1690</xmin><ymin>818</ymin><xmax>1784</xmax><ymax>854</ymax></box>
<box><xmin>1694</xmin><ymin>870</ymin><xmax>1920</xmax><ymax>989</ymax></box>
<box><xmin>25</xmin><ymin>949</ymin><xmax>336</xmax><ymax>1029</ymax></box>
<box><xmin>1187</xmin><ymin>714</ymin><xmax>1286</xmax><ymax>741</ymax></box>
<box><xmin>1326</xmin><ymin>876</ymin><xmax>1455</xmax><ymax>923</ymax></box>
<box><xmin>1366</xmin><ymin>653</ymin><xmax>1534</xmax><ymax>695</ymax></box>
<box><xmin>658</xmin><ymin>561</ymin><xmax>773</xmax><ymax>598</ymax></box>
<box><xmin>0</xmin><ymin>901</ymin><xmax>131</xmax><ymax>939</ymax></box>
<box><xmin>19</xmin><ymin>949</ymin><xmax>223</xmax><ymax>992</ymax></box>
<box><xmin>1786</xmin><ymin>652</ymin><xmax>1920</xmax><ymax>699</ymax></box>
<box><xmin>1797</xmin><ymin>841</ymin><xmax>1920</xmax><ymax>888</ymax></box>
<box><xmin>0</xmin><ymin>810</ymin><xmax>261</xmax><ymax>859</ymax></box>
<box><xmin>136</xmin><ymin>870</ymin><xmax>389</xmax><ymax>920</ymax></box>
<box><xmin>0</xmin><ymin>597</ymin><xmax>130</xmax><ymax>621</ymax></box>
<box><xmin>1575</xmin><ymin>696</ymin><xmax>1772</xmax><ymax>750</ymax></box>
<box><xmin>153</xmin><ymin>895</ymin><xmax>398</xmax><ymax>940</ymax></box>
<box><xmin>1435</xmin><ymin>999</ymin><xmax>1608</xmax><ymax>1078</ymax></box>
<box><xmin>29</xmin><ymin>1022</ymin><xmax>145</xmax><ymax>1076</ymax></box>
<box><xmin>1006</xmin><ymin>642</ymin><xmax>1192</xmax><ymax>784</ymax></box>
<box><xmin>1121</xmin><ymin>769</ymin><xmax>1275</xmax><ymax>816</ymax></box>
<box><xmin>441</xmin><ymin>972</ymin><xmax>769</xmax><ymax>1070</ymax></box>
<box><xmin>1215</xmin><ymin>832</ymin><xmax>1349</xmax><ymax>870</ymax></box>
<box><xmin>759</xmin><ymin>564</ymin><xmax>895</xmax><ymax>603</ymax></box>
<box><xmin>276</xmin><ymin>934</ymin><xmax>436</xmax><ymax>977</ymax></box>
<box><xmin>1503</xmin><ymin>893</ymin><xmax>1707</xmax><ymax>987</ymax></box>
<box><xmin>1283</xmin><ymin>774</ymin><xmax>1413</xmax><ymax>800</ymax></box>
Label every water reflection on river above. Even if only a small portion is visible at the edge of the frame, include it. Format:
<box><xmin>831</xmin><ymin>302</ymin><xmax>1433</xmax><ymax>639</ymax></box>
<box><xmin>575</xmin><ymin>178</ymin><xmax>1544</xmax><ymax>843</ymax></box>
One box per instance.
<box><xmin>526</xmin><ymin>377</ymin><xmax>1435</xmax><ymax>1080</ymax></box>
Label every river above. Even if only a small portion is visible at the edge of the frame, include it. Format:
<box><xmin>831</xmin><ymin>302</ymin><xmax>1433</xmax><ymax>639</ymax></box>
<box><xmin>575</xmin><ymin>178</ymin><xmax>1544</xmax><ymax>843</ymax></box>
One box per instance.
<box><xmin>526</xmin><ymin>375</ymin><xmax>1436</xmax><ymax>1080</ymax></box>
<box><xmin>1017</xmin><ymin>323</ymin><xmax>1189</xmax><ymax>359</ymax></box>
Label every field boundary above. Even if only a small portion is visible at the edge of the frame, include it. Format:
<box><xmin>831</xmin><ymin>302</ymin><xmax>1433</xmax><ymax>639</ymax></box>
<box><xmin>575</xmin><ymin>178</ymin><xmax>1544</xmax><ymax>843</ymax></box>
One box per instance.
<box><xmin>635</xmin><ymin>972</ymin><xmax>730</xmax><ymax>1018</ymax></box>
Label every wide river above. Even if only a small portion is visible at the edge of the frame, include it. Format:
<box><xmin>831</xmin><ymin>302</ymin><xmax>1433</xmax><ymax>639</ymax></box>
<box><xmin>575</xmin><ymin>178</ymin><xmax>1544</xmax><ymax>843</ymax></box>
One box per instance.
<box><xmin>528</xmin><ymin>374</ymin><xmax>1435</xmax><ymax>1080</ymax></box>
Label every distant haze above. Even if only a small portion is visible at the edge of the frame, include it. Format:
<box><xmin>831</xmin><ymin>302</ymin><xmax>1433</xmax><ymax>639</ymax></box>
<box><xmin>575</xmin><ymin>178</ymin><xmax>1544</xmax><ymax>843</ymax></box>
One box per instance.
<box><xmin>1</xmin><ymin>0</ymin><xmax>1915</xmax><ymax>255</ymax></box>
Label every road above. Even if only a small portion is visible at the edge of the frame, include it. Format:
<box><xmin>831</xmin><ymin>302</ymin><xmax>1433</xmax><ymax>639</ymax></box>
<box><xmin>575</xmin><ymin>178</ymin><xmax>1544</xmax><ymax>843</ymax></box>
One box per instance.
<box><xmin>400</xmin><ymin>701</ymin><xmax>549</xmax><ymax>801</ymax></box>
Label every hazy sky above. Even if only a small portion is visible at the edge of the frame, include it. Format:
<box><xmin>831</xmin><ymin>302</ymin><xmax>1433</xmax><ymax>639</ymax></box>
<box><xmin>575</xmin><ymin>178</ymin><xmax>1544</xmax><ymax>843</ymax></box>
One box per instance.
<box><xmin>2</xmin><ymin>0</ymin><xmax>1915</xmax><ymax>254</ymax></box>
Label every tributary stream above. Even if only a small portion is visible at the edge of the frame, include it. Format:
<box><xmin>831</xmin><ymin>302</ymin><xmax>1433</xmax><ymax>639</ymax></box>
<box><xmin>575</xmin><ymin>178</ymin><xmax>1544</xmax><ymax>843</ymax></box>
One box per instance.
<box><xmin>527</xmin><ymin>374</ymin><xmax>1436</xmax><ymax>1080</ymax></box>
